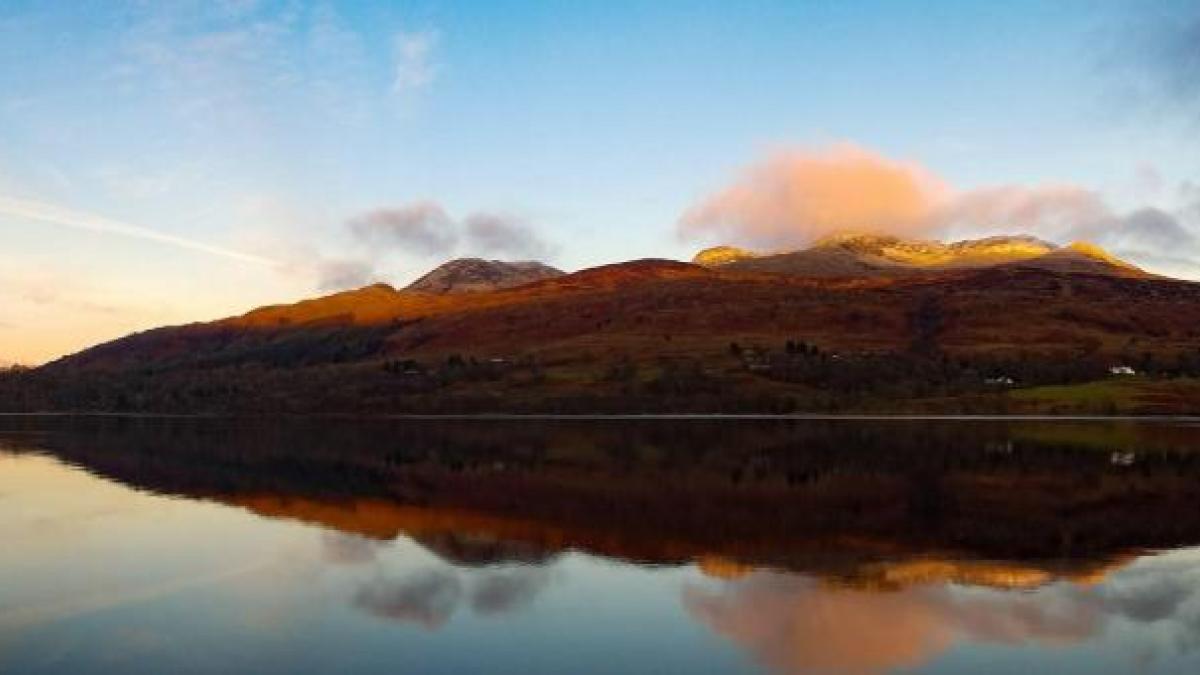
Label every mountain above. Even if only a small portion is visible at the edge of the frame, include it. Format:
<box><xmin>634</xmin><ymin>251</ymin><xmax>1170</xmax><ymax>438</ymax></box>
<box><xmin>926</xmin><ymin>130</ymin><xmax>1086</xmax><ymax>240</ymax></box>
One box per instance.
<box><xmin>692</xmin><ymin>245</ymin><xmax>758</xmax><ymax>266</ymax></box>
<box><xmin>8</xmin><ymin>234</ymin><xmax>1200</xmax><ymax>414</ymax></box>
<box><xmin>706</xmin><ymin>234</ymin><xmax>1145</xmax><ymax>279</ymax></box>
<box><xmin>404</xmin><ymin>258</ymin><xmax>564</xmax><ymax>293</ymax></box>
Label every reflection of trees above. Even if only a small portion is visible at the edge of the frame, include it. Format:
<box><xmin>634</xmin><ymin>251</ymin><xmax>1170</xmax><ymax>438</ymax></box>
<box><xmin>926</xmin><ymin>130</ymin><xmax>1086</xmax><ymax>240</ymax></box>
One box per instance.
<box><xmin>6</xmin><ymin>417</ymin><xmax>1200</xmax><ymax>580</ymax></box>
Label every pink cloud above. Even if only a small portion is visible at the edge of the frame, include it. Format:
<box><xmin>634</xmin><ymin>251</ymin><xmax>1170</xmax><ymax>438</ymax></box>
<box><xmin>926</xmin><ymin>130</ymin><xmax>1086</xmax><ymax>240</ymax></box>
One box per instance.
<box><xmin>678</xmin><ymin>145</ymin><xmax>948</xmax><ymax>250</ymax></box>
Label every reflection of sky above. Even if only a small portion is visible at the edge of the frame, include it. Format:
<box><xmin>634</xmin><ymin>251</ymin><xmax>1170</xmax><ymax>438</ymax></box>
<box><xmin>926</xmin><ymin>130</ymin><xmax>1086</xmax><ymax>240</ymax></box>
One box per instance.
<box><xmin>5</xmin><ymin>451</ymin><xmax>1200</xmax><ymax>674</ymax></box>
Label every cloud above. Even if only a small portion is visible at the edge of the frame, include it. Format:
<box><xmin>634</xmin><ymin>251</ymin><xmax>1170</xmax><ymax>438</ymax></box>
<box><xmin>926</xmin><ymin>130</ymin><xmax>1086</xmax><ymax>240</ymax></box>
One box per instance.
<box><xmin>348</xmin><ymin>202</ymin><xmax>457</xmax><ymax>255</ymax></box>
<box><xmin>352</xmin><ymin>569</ymin><xmax>463</xmax><ymax>629</ymax></box>
<box><xmin>679</xmin><ymin>145</ymin><xmax>947</xmax><ymax>250</ymax></box>
<box><xmin>464</xmin><ymin>213</ymin><xmax>555</xmax><ymax>259</ymax></box>
<box><xmin>937</xmin><ymin>184</ymin><xmax>1200</xmax><ymax>274</ymax></box>
<box><xmin>393</xmin><ymin>30</ymin><xmax>438</xmax><ymax>94</ymax></box>
<box><xmin>934</xmin><ymin>185</ymin><xmax>1109</xmax><ymax>240</ymax></box>
<box><xmin>0</xmin><ymin>268</ymin><xmax>126</xmax><ymax>317</ymax></box>
<box><xmin>679</xmin><ymin>144</ymin><xmax>1200</xmax><ymax>277</ymax></box>
<box><xmin>1102</xmin><ymin>207</ymin><xmax>1198</xmax><ymax>251</ymax></box>
<box><xmin>314</xmin><ymin>259</ymin><xmax>376</xmax><ymax>292</ymax></box>
<box><xmin>1181</xmin><ymin>182</ymin><xmax>1200</xmax><ymax>223</ymax></box>
<box><xmin>344</xmin><ymin>201</ymin><xmax>556</xmax><ymax>264</ymax></box>
<box><xmin>1098</xmin><ymin>5</ymin><xmax>1200</xmax><ymax>124</ymax></box>
<box><xmin>0</xmin><ymin>195</ymin><xmax>280</xmax><ymax>267</ymax></box>
<box><xmin>1141</xmin><ymin>8</ymin><xmax>1200</xmax><ymax>109</ymax></box>
<box><xmin>104</xmin><ymin>2</ymin><xmax>416</xmax><ymax>135</ymax></box>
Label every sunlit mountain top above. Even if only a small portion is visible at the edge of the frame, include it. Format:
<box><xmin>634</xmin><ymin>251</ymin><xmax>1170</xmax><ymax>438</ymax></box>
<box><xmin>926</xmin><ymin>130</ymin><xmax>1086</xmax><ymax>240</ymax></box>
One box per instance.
<box><xmin>694</xmin><ymin>233</ymin><xmax>1141</xmax><ymax>278</ymax></box>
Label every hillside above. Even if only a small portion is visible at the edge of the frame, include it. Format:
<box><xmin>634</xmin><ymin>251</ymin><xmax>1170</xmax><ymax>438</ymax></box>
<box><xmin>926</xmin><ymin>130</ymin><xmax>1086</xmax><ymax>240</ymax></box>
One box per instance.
<box><xmin>6</xmin><ymin>236</ymin><xmax>1200</xmax><ymax>414</ymax></box>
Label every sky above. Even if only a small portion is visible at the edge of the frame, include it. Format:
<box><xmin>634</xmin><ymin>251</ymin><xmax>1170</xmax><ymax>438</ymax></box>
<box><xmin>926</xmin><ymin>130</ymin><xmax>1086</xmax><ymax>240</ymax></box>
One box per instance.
<box><xmin>1</xmin><ymin>0</ymin><xmax>1199</xmax><ymax>364</ymax></box>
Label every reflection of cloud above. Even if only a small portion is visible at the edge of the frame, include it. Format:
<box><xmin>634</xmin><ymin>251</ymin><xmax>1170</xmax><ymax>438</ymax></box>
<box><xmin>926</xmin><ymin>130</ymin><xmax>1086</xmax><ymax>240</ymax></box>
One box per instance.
<box><xmin>321</xmin><ymin>532</ymin><xmax>382</xmax><ymax>565</ymax></box>
<box><xmin>1096</xmin><ymin>554</ymin><xmax>1200</xmax><ymax>633</ymax></box>
<box><xmin>349</xmin><ymin>564</ymin><xmax>553</xmax><ymax>627</ymax></box>
<box><xmin>683</xmin><ymin>572</ymin><xmax>1097</xmax><ymax>674</ymax></box>
<box><xmin>469</xmin><ymin>568</ymin><xmax>551</xmax><ymax>615</ymax></box>
<box><xmin>686</xmin><ymin>552</ymin><xmax>1200</xmax><ymax>674</ymax></box>
<box><xmin>0</xmin><ymin>557</ymin><xmax>274</xmax><ymax>632</ymax></box>
<box><xmin>353</xmin><ymin>569</ymin><xmax>462</xmax><ymax>629</ymax></box>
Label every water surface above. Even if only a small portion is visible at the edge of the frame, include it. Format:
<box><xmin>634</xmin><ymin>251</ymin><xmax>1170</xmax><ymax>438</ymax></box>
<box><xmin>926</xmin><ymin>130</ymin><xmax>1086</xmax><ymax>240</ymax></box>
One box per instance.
<box><xmin>3</xmin><ymin>417</ymin><xmax>1200</xmax><ymax>674</ymax></box>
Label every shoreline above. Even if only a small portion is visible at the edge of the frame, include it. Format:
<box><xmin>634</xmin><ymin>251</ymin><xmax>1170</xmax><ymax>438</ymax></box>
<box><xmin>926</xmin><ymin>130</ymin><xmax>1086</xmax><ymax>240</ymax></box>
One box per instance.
<box><xmin>2</xmin><ymin>412</ymin><xmax>1200</xmax><ymax>422</ymax></box>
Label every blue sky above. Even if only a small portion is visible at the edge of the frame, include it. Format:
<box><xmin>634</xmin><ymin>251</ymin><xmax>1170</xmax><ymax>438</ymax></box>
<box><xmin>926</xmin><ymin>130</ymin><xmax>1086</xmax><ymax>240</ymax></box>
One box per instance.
<box><xmin>1</xmin><ymin>0</ymin><xmax>1198</xmax><ymax>362</ymax></box>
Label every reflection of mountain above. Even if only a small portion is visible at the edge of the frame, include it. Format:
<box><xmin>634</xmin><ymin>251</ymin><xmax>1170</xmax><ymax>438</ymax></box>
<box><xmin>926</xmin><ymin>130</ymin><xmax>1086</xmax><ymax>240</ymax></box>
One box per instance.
<box><xmin>6</xmin><ymin>417</ymin><xmax>1200</xmax><ymax>591</ymax></box>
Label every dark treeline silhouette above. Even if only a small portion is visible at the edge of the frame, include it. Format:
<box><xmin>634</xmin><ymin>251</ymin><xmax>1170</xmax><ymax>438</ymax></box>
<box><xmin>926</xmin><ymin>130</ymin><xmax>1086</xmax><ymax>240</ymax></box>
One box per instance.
<box><xmin>2</xmin><ymin>341</ymin><xmax>1200</xmax><ymax>415</ymax></box>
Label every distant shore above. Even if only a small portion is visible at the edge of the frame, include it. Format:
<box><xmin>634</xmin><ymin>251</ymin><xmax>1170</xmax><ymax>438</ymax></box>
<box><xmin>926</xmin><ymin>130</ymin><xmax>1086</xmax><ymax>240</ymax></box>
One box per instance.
<box><xmin>3</xmin><ymin>411</ymin><xmax>1200</xmax><ymax>422</ymax></box>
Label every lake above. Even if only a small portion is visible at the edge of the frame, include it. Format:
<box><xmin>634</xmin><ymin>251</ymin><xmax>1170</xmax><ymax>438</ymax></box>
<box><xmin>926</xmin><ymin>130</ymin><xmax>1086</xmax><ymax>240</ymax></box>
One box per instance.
<box><xmin>3</xmin><ymin>416</ymin><xmax>1200</xmax><ymax>674</ymax></box>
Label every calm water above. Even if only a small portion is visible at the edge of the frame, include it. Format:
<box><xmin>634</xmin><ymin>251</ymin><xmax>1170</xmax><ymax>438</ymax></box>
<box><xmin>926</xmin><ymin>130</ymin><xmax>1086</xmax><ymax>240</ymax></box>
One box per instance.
<box><xmin>4</xmin><ymin>417</ymin><xmax>1200</xmax><ymax>674</ymax></box>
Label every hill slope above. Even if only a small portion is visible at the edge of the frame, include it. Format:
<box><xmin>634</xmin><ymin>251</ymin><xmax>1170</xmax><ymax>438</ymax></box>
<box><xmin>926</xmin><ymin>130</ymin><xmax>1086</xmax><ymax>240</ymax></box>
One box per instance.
<box><xmin>9</xmin><ymin>235</ymin><xmax>1200</xmax><ymax>413</ymax></box>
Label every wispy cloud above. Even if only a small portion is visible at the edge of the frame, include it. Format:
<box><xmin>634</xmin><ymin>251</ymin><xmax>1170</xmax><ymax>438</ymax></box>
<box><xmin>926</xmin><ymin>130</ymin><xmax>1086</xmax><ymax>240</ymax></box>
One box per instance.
<box><xmin>1141</xmin><ymin>7</ymin><xmax>1200</xmax><ymax>109</ymax></box>
<box><xmin>392</xmin><ymin>30</ymin><xmax>439</xmax><ymax>94</ymax></box>
<box><xmin>1100</xmin><ymin>4</ymin><xmax>1200</xmax><ymax>123</ymax></box>
<box><xmin>313</xmin><ymin>258</ymin><xmax>377</xmax><ymax>292</ymax></box>
<box><xmin>0</xmin><ymin>195</ymin><xmax>280</xmax><ymax>266</ymax></box>
<box><xmin>6</xmin><ymin>272</ymin><xmax>125</xmax><ymax>316</ymax></box>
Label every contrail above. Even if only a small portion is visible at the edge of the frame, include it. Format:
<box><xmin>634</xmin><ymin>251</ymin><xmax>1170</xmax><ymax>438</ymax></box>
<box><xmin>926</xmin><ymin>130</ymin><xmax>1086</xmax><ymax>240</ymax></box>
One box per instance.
<box><xmin>0</xmin><ymin>195</ymin><xmax>281</xmax><ymax>267</ymax></box>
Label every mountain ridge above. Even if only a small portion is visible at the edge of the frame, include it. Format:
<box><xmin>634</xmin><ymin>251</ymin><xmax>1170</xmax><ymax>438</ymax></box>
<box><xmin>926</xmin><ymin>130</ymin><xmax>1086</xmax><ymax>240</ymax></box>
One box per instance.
<box><xmin>404</xmin><ymin>258</ymin><xmax>564</xmax><ymax>294</ymax></box>
<box><xmin>697</xmin><ymin>234</ymin><xmax>1144</xmax><ymax>279</ymax></box>
<box><xmin>8</xmin><ymin>233</ymin><xmax>1200</xmax><ymax>414</ymax></box>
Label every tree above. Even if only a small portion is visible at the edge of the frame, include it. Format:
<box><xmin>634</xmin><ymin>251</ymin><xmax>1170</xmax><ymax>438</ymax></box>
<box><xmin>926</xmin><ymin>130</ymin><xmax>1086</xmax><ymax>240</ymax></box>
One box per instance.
<box><xmin>908</xmin><ymin>294</ymin><xmax>945</xmax><ymax>357</ymax></box>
